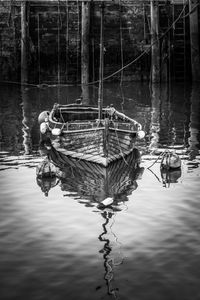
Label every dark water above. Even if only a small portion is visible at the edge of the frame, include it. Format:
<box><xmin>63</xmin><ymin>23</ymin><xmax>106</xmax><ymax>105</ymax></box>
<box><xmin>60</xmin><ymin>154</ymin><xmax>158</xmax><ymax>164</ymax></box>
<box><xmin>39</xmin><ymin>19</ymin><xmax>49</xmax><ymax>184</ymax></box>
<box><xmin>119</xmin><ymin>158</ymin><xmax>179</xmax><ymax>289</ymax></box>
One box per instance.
<box><xmin>0</xmin><ymin>82</ymin><xmax>200</xmax><ymax>300</ymax></box>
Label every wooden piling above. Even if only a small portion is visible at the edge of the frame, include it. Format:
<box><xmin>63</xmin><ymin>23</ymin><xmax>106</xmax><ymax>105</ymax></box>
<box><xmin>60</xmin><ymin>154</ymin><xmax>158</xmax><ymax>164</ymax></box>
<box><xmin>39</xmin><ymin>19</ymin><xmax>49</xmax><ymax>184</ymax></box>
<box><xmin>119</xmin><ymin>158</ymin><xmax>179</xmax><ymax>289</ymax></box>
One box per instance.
<box><xmin>81</xmin><ymin>1</ymin><xmax>90</xmax><ymax>101</ymax></box>
<box><xmin>189</xmin><ymin>0</ymin><xmax>200</xmax><ymax>81</ymax></box>
<box><xmin>150</xmin><ymin>0</ymin><xmax>160</xmax><ymax>83</ymax></box>
<box><xmin>21</xmin><ymin>0</ymin><xmax>28</xmax><ymax>84</ymax></box>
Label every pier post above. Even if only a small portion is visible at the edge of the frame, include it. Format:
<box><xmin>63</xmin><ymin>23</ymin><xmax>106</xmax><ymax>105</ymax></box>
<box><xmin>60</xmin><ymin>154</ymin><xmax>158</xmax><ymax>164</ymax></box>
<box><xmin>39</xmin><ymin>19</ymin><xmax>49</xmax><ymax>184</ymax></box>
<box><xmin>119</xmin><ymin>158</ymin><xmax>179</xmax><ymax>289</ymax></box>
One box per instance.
<box><xmin>189</xmin><ymin>0</ymin><xmax>200</xmax><ymax>81</ymax></box>
<box><xmin>81</xmin><ymin>1</ymin><xmax>90</xmax><ymax>101</ymax></box>
<box><xmin>150</xmin><ymin>0</ymin><xmax>160</xmax><ymax>83</ymax></box>
<box><xmin>21</xmin><ymin>0</ymin><xmax>28</xmax><ymax>84</ymax></box>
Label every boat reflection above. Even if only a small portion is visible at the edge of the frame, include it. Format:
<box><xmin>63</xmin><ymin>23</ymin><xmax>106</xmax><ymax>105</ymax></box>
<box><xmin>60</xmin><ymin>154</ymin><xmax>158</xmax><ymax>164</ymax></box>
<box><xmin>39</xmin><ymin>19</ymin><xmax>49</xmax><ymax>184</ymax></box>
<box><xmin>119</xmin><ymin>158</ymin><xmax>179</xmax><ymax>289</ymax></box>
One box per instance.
<box><xmin>160</xmin><ymin>168</ymin><xmax>182</xmax><ymax>188</ymax></box>
<box><xmin>37</xmin><ymin>149</ymin><xmax>144</xmax><ymax>298</ymax></box>
<box><xmin>37</xmin><ymin>148</ymin><xmax>143</xmax><ymax>202</ymax></box>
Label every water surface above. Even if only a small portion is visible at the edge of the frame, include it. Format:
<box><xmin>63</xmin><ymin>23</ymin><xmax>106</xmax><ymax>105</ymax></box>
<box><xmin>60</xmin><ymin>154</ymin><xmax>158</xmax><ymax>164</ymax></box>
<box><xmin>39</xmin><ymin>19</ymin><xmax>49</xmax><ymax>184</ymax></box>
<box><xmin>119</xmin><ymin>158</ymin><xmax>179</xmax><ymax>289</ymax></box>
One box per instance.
<box><xmin>0</xmin><ymin>82</ymin><xmax>200</xmax><ymax>300</ymax></box>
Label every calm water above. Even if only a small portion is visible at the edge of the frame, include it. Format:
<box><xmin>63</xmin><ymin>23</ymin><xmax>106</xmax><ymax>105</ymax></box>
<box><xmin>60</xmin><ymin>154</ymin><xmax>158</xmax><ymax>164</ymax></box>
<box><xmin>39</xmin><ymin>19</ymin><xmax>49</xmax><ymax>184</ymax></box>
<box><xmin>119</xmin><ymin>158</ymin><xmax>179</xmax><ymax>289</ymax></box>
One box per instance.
<box><xmin>0</xmin><ymin>82</ymin><xmax>200</xmax><ymax>300</ymax></box>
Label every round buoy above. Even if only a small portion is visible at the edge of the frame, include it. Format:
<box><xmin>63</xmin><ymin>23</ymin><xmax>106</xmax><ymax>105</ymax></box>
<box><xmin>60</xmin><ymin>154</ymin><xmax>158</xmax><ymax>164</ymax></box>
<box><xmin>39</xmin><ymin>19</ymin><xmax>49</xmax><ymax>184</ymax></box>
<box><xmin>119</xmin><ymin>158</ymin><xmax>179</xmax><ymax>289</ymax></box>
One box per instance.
<box><xmin>101</xmin><ymin>197</ymin><xmax>113</xmax><ymax>207</ymax></box>
<box><xmin>38</xmin><ymin>111</ymin><xmax>50</xmax><ymax>125</ymax></box>
<box><xmin>161</xmin><ymin>152</ymin><xmax>181</xmax><ymax>169</ymax></box>
<box><xmin>137</xmin><ymin>130</ymin><xmax>145</xmax><ymax>139</ymax></box>
<box><xmin>40</xmin><ymin>122</ymin><xmax>48</xmax><ymax>134</ymax></box>
<box><xmin>52</xmin><ymin>128</ymin><xmax>61</xmax><ymax>136</ymax></box>
<box><xmin>168</xmin><ymin>153</ymin><xmax>181</xmax><ymax>169</ymax></box>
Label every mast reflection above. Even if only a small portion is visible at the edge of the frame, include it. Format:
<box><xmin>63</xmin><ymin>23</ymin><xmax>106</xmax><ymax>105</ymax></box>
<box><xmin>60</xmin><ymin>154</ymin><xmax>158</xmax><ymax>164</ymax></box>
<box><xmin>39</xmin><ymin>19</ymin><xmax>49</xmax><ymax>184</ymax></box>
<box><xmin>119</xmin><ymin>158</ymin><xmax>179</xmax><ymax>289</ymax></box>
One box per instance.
<box><xmin>98</xmin><ymin>209</ymin><xmax>120</xmax><ymax>299</ymax></box>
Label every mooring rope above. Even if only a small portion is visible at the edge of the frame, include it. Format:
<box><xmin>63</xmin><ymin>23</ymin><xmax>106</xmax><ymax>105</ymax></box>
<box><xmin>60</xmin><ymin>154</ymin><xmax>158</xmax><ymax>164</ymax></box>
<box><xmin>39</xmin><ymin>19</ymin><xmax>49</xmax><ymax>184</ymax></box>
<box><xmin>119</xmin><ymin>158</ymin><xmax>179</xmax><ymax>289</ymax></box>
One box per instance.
<box><xmin>147</xmin><ymin>150</ymin><xmax>167</xmax><ymax>170</ymax></box>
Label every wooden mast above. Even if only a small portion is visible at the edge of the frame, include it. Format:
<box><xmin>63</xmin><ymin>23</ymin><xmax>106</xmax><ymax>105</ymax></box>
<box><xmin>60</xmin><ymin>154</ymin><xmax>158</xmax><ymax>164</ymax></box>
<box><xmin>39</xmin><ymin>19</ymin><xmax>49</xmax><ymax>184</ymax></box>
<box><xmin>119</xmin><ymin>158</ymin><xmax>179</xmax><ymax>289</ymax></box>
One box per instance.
<box><xmin>81</xmin><ymin>1</ymin><xmax>90</xmax><ymax>103</ymax></box>
<box><xmin>98</xmin><ymin>2</ymin><xmax>104</xmax><ymax>120</ymax></box>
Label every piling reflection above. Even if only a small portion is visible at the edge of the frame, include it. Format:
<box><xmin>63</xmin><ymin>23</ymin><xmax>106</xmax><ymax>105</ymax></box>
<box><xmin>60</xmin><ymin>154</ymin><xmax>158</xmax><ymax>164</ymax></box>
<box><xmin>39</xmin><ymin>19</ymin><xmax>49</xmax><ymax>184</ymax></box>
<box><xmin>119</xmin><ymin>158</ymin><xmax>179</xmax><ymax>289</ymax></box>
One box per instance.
<box><xmin>0</xmin><ymin>85</ymin><xmax>21</xmax><ymax>153</ymax></box>
<box><xmin>148</xmin><ymin>83</ymin><xmax>200</xmax><ymax>156</ymax></box>
<box><xmin>159</xmin><ymin>84</ymin><xmax>173</xmax><ymax>146</ymax></box>
<box><xmin>188</xmin><ymin>84</ymin><xmax>200</xmax><ymax>160</ymax></box>
<box><xmin>149</xmin><ymin>84</ymin><xmax>161</xmax><ymax>151</ymax></box>
<box><xmin>21</xmin><ymin>87</ymin><xmax>33</xmax><ymax>154</ymax></box>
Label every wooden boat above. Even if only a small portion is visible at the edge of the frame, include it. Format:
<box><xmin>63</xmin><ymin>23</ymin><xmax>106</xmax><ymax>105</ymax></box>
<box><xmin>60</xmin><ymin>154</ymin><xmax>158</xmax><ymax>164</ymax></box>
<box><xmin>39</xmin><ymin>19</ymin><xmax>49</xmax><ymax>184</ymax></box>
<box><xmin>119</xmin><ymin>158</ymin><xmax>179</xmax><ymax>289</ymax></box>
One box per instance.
<box><xmin>38</xmin><ymin>3</ymin><xmax>145</xmax><ymax>167</ymax></box>
<box><xmin>39</xmin><ymin>103</ymin><xmax>145</xmax><ymax>167</ymax></box>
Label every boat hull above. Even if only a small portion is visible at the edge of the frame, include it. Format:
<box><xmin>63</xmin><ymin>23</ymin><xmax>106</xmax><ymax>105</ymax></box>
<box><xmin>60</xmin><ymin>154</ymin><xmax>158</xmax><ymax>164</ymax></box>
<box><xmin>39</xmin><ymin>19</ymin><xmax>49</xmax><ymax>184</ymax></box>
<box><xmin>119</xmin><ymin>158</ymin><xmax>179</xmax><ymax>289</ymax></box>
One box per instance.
<box><xmin>49</xmin><ymin>126</ymin><xmax>137</xmax><ymax>167</ymax></box>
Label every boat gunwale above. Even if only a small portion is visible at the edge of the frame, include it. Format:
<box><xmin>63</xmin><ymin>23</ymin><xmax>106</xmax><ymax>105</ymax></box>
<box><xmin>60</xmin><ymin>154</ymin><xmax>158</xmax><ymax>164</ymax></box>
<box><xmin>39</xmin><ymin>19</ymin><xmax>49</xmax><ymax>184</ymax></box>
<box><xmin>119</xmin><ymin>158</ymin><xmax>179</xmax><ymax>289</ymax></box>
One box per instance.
<box><xmin>60</xmin><ymin>127</ymin><xmax>138</xmax><ymax>135</ymax></box>
<box><xmin>49</xmin><ymin>104</ymin><xmax>140</xmax><ymax>128</ymax></box>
